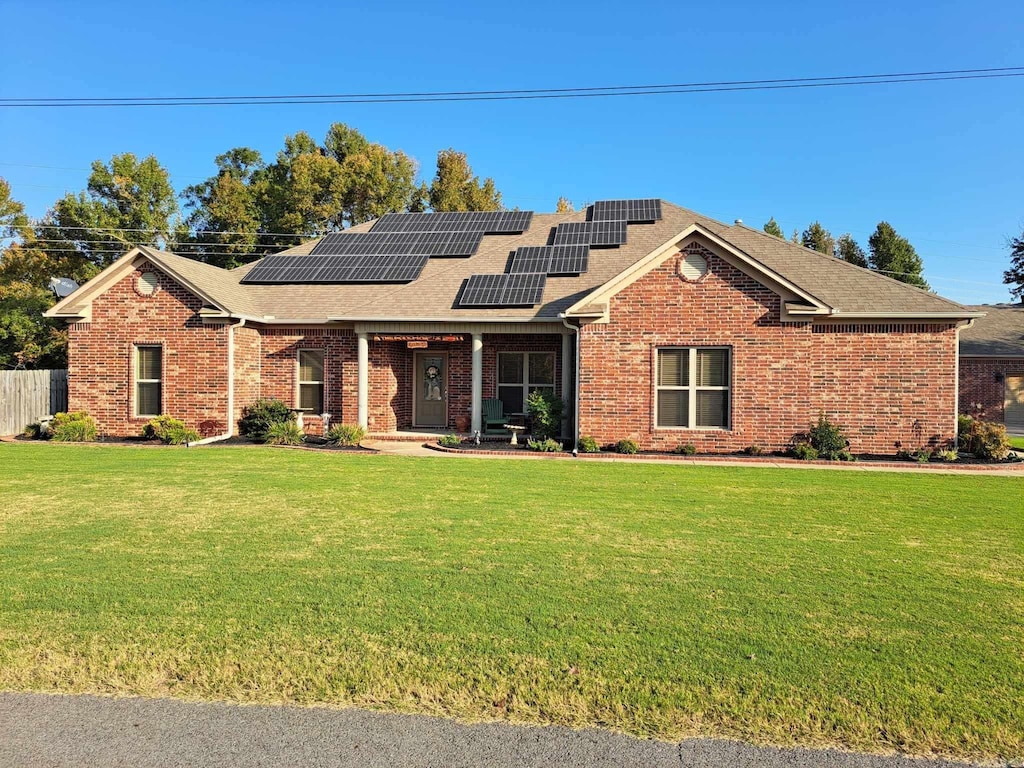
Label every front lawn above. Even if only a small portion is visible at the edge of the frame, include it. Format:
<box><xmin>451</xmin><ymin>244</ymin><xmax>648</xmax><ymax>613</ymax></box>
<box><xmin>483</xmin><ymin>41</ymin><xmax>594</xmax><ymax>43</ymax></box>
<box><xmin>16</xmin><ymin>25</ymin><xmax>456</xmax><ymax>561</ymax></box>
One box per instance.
<box><xmin>0</xmin><ymin>445</ymin><xmax>1021</xmax><ymax>761</ymax></box>
<box><xmin>1010</xmin><ymin>435</ymin><xmax>1024</xmax><ymax>450</ymax></box>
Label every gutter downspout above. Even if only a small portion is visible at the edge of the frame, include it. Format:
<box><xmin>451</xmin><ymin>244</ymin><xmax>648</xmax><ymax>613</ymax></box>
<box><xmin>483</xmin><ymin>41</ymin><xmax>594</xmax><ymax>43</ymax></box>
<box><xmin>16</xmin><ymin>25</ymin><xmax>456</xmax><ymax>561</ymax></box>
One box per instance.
<box><xmin>953</xmin><ymin>318</ymin><xmax>975</xmax><ymax>434</ymax></box>
<box><xmin>559</xmin><ymin>313</ymin><xmax>581</xmax><ymax>456</ymax></box>
<box><xmin>189</xmin><ymin>318</ymin><xmax>246</xmax><ymax>447</ymax></box>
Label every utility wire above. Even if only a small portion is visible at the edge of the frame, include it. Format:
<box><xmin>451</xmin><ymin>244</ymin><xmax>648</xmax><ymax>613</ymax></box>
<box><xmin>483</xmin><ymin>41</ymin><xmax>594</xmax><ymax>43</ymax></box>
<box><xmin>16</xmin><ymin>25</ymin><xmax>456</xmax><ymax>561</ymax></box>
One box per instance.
<box><xmin>2</xmin><ymin>67</ymin><xmax>1022</xmax><ymax>107</ymax></box>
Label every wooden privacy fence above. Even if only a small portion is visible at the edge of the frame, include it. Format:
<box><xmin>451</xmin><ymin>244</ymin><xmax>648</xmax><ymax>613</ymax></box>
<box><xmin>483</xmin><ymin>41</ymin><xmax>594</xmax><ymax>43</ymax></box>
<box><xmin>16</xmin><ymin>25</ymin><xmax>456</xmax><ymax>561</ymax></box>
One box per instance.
<box><xmin>0</xmin><ymin>369</ymin><xmax>68</xmax><ymax>435</ymax></box>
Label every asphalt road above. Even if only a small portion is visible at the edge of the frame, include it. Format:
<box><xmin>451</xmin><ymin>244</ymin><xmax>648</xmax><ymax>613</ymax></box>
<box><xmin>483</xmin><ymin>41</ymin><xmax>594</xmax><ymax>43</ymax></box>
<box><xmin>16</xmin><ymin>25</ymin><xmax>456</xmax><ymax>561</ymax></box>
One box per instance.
<box><xmin>0</xmin><ymin>693</ymin><xmax>1000</xmax><ymax>768</ymax></box>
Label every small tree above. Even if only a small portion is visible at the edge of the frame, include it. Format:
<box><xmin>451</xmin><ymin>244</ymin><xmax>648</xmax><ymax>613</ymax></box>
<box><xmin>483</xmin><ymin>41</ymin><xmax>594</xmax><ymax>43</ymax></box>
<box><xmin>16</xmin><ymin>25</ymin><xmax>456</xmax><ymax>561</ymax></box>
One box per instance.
<box><xmin>1003</xmin><ymin>229</ymin><xmax>1024</xmax><ymax>302</ymax></box>
<box><xmin>869</xmin><ymin>222</ymin><xmax>928</xmax><ymax>289</ymax></box>
<box><xmin>835</xmin><ymin>233</ymin><xmax>868</xmax><ymax>267</ymax></box>
<box><xmin>526</xmin><ymin>390</ymin><xmax>564</xmax><ymax>441</ymax></box>
<box><xmin>555</xmin><ymin>196</ymin><xmax>575</xmax><ymax>213</ymax></box>
<box><xmin>763</xmin><ymin>217</ymin><xmax>784</xmax><ymax>238</ymax></box>
<box><xmin>801</xmin><ymin>221</ymin><xmax>835</xmax><ymax>255</ymax></box>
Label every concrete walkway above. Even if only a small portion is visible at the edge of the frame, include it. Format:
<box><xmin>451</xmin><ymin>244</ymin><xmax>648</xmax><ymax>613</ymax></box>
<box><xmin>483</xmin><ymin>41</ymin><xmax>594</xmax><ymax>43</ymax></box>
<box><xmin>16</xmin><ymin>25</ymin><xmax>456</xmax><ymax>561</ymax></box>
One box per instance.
<box><xmin>0</xmin><ymin>693</ymin><xmax>997</xmax><ymax>768</ymax></box>
<box><xmin>364</xmin><ymin>440</ymin><xmax>1024</xmax><ymax>476</ymax></box>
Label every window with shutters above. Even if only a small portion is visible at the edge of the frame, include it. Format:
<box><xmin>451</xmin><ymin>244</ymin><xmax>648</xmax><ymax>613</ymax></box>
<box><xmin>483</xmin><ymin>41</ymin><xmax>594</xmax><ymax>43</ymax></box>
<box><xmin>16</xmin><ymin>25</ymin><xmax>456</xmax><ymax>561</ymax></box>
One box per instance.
<box><xmin>655</xmin><ymin>348</ymin><xmax>730</xmax><ymax>429</ymax></box>
<box><xmin>497</xmin><ymin>351</ymin><xmax>555</xmax><ymax>415</ymax></box>
<box><xmin>135</xmin><ymin>345</ymin><xmax>162</xmax><ymax>417</ymax></box>
<box><xmin>297</xmin><ymin>350</ymin><xmax>324</xmax><ymax>412</ymax></box>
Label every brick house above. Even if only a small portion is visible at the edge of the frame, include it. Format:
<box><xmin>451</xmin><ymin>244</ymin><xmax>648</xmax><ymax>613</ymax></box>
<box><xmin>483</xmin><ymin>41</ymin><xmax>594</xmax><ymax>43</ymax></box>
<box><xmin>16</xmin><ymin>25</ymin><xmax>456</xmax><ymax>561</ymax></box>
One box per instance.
<box><xmin>958</xmin><ymin>303</ymin><xmax>1024</xmax><ymax>434</ymax></box>
<box><xmin>46</xmin><ymin>200</ymin><xmax>982</xmax><ymax>453</ymax></box>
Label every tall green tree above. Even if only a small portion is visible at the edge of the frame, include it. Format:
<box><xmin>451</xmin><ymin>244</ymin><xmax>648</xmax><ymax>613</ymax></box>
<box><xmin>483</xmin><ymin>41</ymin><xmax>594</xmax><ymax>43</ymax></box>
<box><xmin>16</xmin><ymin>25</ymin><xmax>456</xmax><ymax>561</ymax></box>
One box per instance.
<box><xmin>428</xmin><ymin>149</ymin><xmax>502</xmax><ymax>212</ymax></box>
<box><xmin>801</xmin><ymin>221</ymin><xmax>835</xmax><ymax>255</ymax></box>
<box><xmin>868</xmin><ymin>222</ymin><xmax>928</xmax><ymax>289</ymax></box>
<box><xmin>0</xmin><ymin>282</ymin><xmax>67</xmax><ymax>369</ymax></box>
<box><xmin>762</xmin><ymin>217</ymin><xmax>784</xmax><ymax>238</ymax></box>
<box><xmin>339</xmin><ymin>142</ymin><xmax>418</xmax><ymax>225</ymax></box>
<box><xmin>35</xmin><ymin>154</ymin><xmax>179</xmax><ymax>269</ymax></box>
<box><xmin>180</xmin><ymin>148</ymin><xmax>265</xmax><ymax>268</ymax></box>
<box><xmin>1003</xmin><ymin>229</ymin><xmax>1024</xmax><ymax>302</ymax></box>
<box><xmin>834</xmin><ymin>233</ymin><xmax>868</xmax><ymax>267</ymax></box>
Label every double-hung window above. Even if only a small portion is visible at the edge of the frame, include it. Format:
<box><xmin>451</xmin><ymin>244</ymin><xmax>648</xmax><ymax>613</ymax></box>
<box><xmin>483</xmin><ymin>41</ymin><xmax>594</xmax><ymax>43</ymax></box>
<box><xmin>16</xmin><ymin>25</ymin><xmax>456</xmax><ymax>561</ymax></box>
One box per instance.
<box><xmin>298</xmin><ymin>350</ymin><xmax>324</xmax><ymax>412</ymax></box>
<box><xmin>497</xmin><ymin>351</ymin><xmax>555</xmax><ymax>414</ymax></box>
<box><xmin>656</xmin><ymin>348</ymin><xmax>730</xmax><ymax>428</ymax></box>
<box><xmin>135</xmin><ymin>345</ymin><xmax>162</xmax><ymax>417</ymax></box>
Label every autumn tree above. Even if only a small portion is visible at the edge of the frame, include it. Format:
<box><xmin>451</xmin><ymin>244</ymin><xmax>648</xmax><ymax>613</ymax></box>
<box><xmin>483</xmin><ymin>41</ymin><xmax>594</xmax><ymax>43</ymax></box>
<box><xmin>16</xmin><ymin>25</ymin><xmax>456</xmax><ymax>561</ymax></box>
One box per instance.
<box><xmin>868</xmin><ymin>222</ymin><xmax>928</xmax><ymax>289</ymax></box>
<box><xmin>834</xmin><ymin>233</ymin><xmax>868</xmax><ymax>267</ymax></box>
<box><xmin>556</xmin><ymin>197</ymin><xmax>575</xmax><ymax>213</ymax></box>
<box><xmin>762</xmin><ymin>217</ymin><xmax>783</xmax><ymax>238</ymax></box>
<box><xmin>801</xmin><ymin>221</ymin><xmax>835</xmax><ymax>255</ymax></box>
<box><xmin>1003</xmin><ymin>229</ymin><xmax>1024</xmax><ymax>301</ymax></box>
<box><xmin>428</xmin><ymin>149</ymin><xmax>502</xmax><ymax>212</ymax></box>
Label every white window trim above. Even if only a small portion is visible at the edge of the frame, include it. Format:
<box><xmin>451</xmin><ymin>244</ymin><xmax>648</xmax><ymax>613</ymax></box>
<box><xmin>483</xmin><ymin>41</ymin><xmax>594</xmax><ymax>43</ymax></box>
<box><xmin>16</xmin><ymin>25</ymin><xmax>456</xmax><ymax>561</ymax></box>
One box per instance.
<box><xmin>296</xmin><ymin>348</ymin><xmax>326</xmax><ymax>413</ymax></box>
<box><xmin>497</xmin><ymin>351</ymin><xmax>556</xmax><ymax>414</ymax></box>
<box><xmin>654</xmin><ymin>346</ymin><xmax>731</xmax><ymax>430</ymax></box>
<box><xmin>134</xmin><ymin>344</ymin><xmax>162</xmax><ymax>418</ymax></box>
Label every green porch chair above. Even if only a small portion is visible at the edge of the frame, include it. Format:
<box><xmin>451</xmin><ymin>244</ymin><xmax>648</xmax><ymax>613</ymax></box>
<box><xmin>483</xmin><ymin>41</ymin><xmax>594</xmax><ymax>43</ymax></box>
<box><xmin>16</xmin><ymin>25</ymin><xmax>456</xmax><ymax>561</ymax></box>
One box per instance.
<box><xmin>482</xmin><ymin>398</ymin><xmax>506</xmax><ymax>434</ymax></box>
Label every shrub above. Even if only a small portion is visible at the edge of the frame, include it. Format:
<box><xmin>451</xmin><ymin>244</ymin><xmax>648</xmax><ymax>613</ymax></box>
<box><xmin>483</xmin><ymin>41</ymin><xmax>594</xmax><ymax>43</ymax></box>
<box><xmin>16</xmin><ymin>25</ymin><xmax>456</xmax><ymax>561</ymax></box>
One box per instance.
<box><xmin>265</xmin><ymin>420</ymin><xmax>304</xmax><ymax>446</ymax></box>
<box><xmin>142</xmin><ymin>415</ymin><xmax>185</xmax><ymax>441</ymax></box>
<box><xmin>792</xmin><ymin>442</ymin><xmax>819</xmax><ymax>461</ymax></box>
<box><xmin>673</xmin><ymin>443</ymin><xmax>697</xmax><ymax>456</ymax></box>
<box><xmin>578</xmin><ymin>435</ymin><xmax>600</xmax><ymax>453</ymax></box>
<box><xmin>936</xmin><ymin>448</ymin><xmax>959</xmax><ymax>463</ymax></box>
<box><xmin>239</xmin><ymin>399</ymin><xmax>294</xmax><ymax>441</ymax></box>
<box><xmin>836</xmin><ymin>449</ymin><xmax>856</xmax><ymax>462</ymax></box>
<box><xmin>23</xmin><ymin>422</ymin><xmax>49</xmax><ymax>440</ymax></box>
<box><xmin>808</xmin><ymin>413</ymin><xmax>848</xmax><ymax>460</ymax></box>
<box><xmin>616</xmin><ymin>438</ymin><xmax>639</xmax><ymax>455</ymax></box>
<box><xmin>527</xmin><ymin>437</ymin><xmax>562</xmax><ymax>452</ymax></box>
<box><xmin>742</xmin><ymin>445</ymin><xmax>764</xmax><ymax>456</ymax></box>
<box><xmin>50</xmin><ymin>411</ymin><xmax>97</xmax><ymax>442</ymax></box>
<box><xmin>527</xmin><ymin>390</ymin><xmax>564</xmax><ymax>441</ymax></box>
<box><xmin>959</xmin><ymin>418</ymin><xmax>1010</xmax><ymax>461</ymax></box>
<box><xmin>327</xmin><ymin>423</ymin><xmax>366</xmax><ymax>447</ymax></box>
<box><xmin>957</xmin><ymin>414</ymin><xmax>974</xmax><ymax>450</ymax></box>
<box><xmin>438</xmin><ymin>433</ymin><xmax>462</xmax><ymax>448</ymax></box>
<box><xmin>914</xmin><ymin>448</ymin><xmax>933</xmax><ymax>464</ymax></box>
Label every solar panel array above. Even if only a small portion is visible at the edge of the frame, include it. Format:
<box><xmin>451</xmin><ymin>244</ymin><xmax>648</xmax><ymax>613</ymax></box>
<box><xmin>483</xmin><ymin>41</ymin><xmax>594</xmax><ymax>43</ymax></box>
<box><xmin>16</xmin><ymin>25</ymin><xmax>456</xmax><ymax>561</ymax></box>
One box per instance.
<box><xmin>508</xmin><ymin>245</ymin><xmax>590</xmax><ymax>276</ymax></box>
<box><xmin>370</xmin><ymin>210</ymin><xmax>533</xmax><ymax>234</ymax></box>
<box><xmin>242</xmin><ymin>253</ymin><xmax>429</xmax><ymax>284</ymax></box>
<box><xmin>311</xmin><ymin>231</ymin><xmax>483</xmax><ymax>258</ymax></box>
<box><xmin>590</xmin><ymin>198</ymin><xmax>662</xmax><ymax>223</ymax></box>
<box><xmin>459</xmin><ymin>273</ymin><xmax>547</xmax><ymax>307</ymax></box>
<box><xmin>551</xmin><ymin>220</ymin><xmax>628</xmax><ymax>247</ymax></box>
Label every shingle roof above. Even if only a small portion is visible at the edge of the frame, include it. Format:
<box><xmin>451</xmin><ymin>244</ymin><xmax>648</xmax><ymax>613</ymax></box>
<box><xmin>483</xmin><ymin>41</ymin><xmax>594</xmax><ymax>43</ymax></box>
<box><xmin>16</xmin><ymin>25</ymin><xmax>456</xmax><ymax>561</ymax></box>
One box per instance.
<box><xmin>135</xmin><ymin>201</ymin><xmax>974</xmax><ymax>321</ymax></box>
<box><xmin>960</xmin><ymin>304</ymin><xmax>1024</xmax><ymax>356</ymax></box>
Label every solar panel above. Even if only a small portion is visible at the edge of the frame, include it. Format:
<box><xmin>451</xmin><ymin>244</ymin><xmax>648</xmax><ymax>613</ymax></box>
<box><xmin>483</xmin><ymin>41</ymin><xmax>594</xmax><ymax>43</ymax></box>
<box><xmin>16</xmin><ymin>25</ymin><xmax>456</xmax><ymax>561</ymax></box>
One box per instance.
<box><xmin>508</xmin><ymin>245</ymin><xmax>589</xmax><ymax>275</ymax></box>
<box><xmin>458</xmin><ymin>272</ymin><xmax>547</xmax><ymax>307</ymax></box>
<box><xmin>551</xmin><ymin>221</ymin><xmax>627</xmax><ymax>247</ymax></box>
<box><xmin>311</xmin><ymin>230</ymin><xmax>483</xmax><ymax>257</ymax></box>
<box><xmin>240</xmin><ymin>253</ymin><xmax>428</xmax><ymax>284</ymax></box>
<box><xmin>345</xmin><ymin>253</ymin><xmax>429</xmax><ymax>282</ymax></box>
<box><xmin>242</xmin><ymin>255</ymin><xmax>304</xmax><ymax>283</ymax></box>
<box><xmin>591</xmin><ymin>199</ymin><xmax>662</xmax><ymax>223</ymax></box>
<box><xmin>370</xmin><ymin>210</ymin><xmax>533</xmax><ymax>234</ymax></box>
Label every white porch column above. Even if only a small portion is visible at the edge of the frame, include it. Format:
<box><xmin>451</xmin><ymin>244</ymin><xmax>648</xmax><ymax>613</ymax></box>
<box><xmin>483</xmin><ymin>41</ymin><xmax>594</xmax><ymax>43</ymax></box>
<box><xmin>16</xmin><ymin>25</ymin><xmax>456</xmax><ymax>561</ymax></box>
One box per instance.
<box><xmin>357</xmin><ymin>332</ymin><xmax>369</xmax><ymax>429</ymax></box>
<box><xmin>471</xmin><ymin>333</ymin><xmax>483</xmax><ymax>434</ymax></box>
<box><xmin>561</xmin><ymin>331</ymin><xmax>572</xmax><ymax>438</ymax></box>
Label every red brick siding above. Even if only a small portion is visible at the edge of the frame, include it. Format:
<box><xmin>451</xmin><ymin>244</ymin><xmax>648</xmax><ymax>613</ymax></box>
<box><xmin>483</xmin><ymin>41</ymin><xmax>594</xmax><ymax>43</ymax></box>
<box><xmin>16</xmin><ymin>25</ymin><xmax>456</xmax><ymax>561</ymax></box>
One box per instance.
<box><xmin>233</xmin><ymin>325</ymin><xmax>261</xmax><ymax>427</ymax></box>
<box><xmin>67</xmin><ymin>263</ymin><xmax>229</xmax><ymax>437</ymax></box>
<box><xmin>577</xmin><ymin>251</ymin><xmax>958</xmax><ymax>454</ymax></box>
<box><xmin>959</xmin><ymin>357</ymin><xmax>1024</xmax><ymax>423</ymax></box>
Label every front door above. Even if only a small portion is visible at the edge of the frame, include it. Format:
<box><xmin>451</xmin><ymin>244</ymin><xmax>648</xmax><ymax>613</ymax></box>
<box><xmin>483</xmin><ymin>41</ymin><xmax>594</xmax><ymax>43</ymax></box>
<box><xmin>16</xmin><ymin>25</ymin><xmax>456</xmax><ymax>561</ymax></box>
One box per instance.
<box><xmin>414</xmin><ymin>352</ymin><xmax>447</xmax><ymax>427</ymax></box>
<box><xmin>1006</xmin><ymin>375</ymin><xmax>1024</xmax><ymax>435</ymax></box>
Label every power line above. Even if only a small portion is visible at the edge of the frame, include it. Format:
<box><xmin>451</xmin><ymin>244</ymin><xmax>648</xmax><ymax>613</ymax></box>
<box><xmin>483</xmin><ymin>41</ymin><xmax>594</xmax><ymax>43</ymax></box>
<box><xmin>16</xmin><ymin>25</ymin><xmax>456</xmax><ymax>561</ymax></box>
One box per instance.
<box><xmin>2</xmin><ymin>67</ymin><xmax>1022</xmax><ymax>108</ymax></box>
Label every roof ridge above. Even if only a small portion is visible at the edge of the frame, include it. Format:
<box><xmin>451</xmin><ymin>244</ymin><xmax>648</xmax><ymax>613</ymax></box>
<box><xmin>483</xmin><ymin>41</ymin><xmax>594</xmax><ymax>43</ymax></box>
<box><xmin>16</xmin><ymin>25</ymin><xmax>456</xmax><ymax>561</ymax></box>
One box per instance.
<box><xmin>730</xmin><ymin>222</ymin><xmax>968</xmax><ymax>312</ymax></box>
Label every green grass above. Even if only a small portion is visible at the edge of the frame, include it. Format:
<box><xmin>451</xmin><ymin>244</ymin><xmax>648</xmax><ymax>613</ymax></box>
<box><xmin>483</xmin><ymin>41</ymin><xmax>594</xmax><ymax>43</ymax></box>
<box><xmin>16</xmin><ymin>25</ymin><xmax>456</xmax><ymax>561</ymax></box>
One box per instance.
<box><xmin>0</xmin><ymin>445</ymin><xmax>1021</xmax><ymax>761</ymax></box>
<box><xmin>1009</xmin><ymin>435</ymin><xmax>1024</xmax><ymax>450</ymax></box>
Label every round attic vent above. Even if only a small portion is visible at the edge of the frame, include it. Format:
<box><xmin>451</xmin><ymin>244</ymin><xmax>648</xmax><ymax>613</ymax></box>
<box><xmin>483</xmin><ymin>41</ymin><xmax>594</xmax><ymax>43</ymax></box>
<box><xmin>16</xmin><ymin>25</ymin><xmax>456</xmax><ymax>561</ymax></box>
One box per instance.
<box><xmin>678</xmin><ymin>251</ymin><xmax>708</xmax><ymax>281</ymax></box>
<box><xmin>137</xmin><ymin>271</ymin><xmax>159</xmax><ymax>295</ymax></box>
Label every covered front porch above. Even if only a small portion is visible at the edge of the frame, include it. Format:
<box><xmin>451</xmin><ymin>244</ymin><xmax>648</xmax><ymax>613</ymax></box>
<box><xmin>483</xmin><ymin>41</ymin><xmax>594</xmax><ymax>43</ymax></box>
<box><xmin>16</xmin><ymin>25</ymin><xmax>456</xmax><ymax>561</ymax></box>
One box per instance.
<box><xmin>350</xmin><ymin>322</ymin><xmax>575</xmax><ymax>437</ymax></box>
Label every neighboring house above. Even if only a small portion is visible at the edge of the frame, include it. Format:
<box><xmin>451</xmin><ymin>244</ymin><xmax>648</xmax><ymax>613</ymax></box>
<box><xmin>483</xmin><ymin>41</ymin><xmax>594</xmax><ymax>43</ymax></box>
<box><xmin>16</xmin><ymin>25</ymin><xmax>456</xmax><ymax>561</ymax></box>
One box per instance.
<box><xmin>45</xmin><ymin>200</ymin><xmax>981</xmax><ymax>453</ymax></box>
<box><xmin>959</xmin><ymin>303</ymin><xmax>1024</xmax><ymax>434</ymax></box>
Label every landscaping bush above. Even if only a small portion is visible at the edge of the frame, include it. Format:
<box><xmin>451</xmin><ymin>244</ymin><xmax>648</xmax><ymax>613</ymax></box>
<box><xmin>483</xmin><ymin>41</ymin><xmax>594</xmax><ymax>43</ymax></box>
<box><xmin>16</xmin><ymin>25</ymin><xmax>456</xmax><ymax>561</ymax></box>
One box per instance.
<box><xmin>438</xmin><ymin>433</ymin><xmax>462</xmax><ymax>448</ymax></box>
<box><xmin>23</xmin><ymin>422</ymin><xmax>49</xmax><ymax>440</ymax></box>
<box><xmin>836</xmin><ymin>449</ymin><xmax>856</xmax><ymax>462</ymax></box>
<box><xmin>792</xmin><ymin>442</ymin><xmax>819</xmax><ymax>461</ymax></box>
<box><xmin>936</xmin><ymin>448</ymin><xmax>959</xmax><ymax>463</ymax></box>
<box><xmin>957</xmin><ymin>414</ymin><xmax>974</xmax><ymax>450</ymax></box>
<box><xmin>327</xmin><ymin>423</ymin><xmax>366</xmax><ymax>447</ymax></box>
<box><xmin>142</xmin><ymin>416</ymin><xmax>199</xmax><ymax>445</ymax></box>
<box><xmin>527</xmin><ymin>437</ymin><xmax>562</xmax><ymax>452</ymax></box>
<box><xmin>807</xmin><ymin>413</ymin><xmax>848</xmax><ymax>460</ymax></box>
<box><xmin>265</xmin><ymin>421</ymin><xmax>304</xmax><ymax>446</ymax></box>
<box><xmin>742</xmin><ymin>445</ymin><xmax>764</xmax><ymax>456</ymax></box>
<box><xmin>578</xmin><ymin>435</ymin><xmax>600</xmax><ymax>453</ymax></box>
<box><xmin>616</xmin><ymin>438</ymin><xmax>639</xmax><ymax>455</ymax></box>
<box><xmin>957</xmin><ymin>416</ymin><xmax>1010</xmax><ymax>461</ymax></box>
<box><xmin>239</xmin><ymin>399</ymin><xmax>294</xmax><ymax>441</ymax></box>
<box><xmin>673</xmin><ymin>443</ymin><xmax>697</xmax><ymax>455</ymax></box>
<box><xmin>49</xmin><ymin>411</ymin><xmax>97</xmax><ymax>442</ymax></box>
<box><xmin>527</xmin><ymin>390</ymin><xmax>564</xmax><ymax>441</ymax></box>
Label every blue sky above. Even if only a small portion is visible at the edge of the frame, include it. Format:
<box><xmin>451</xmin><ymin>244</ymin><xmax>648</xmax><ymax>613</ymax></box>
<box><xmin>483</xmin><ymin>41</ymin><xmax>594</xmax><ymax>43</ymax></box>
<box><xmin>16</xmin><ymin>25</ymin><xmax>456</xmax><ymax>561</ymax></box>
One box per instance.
<box><xmin>2</xmin><ymin>0</ymin><xmax>1022</xmax><ymax>303</ymax></box>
